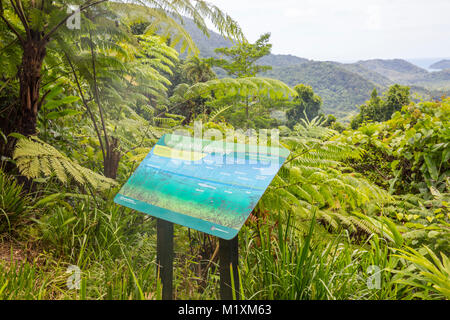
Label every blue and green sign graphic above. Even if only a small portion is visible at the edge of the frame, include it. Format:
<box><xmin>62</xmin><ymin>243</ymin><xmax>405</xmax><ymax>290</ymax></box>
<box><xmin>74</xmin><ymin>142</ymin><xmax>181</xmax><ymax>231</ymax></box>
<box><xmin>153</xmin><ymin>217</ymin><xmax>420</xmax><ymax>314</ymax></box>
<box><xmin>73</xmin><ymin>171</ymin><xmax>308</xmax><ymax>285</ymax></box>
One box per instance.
<box><xmin>114</xmin><ymin>134</ymin><xmax>289</xmax><ymax>239</ymax></box>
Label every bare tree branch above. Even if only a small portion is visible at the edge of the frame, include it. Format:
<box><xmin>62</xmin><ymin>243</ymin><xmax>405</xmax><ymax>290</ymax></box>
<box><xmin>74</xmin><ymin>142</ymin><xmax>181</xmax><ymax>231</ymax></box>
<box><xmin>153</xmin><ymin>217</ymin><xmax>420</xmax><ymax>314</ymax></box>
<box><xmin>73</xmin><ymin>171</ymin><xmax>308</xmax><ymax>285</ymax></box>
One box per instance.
<box><xmin>36</xmin><ymin>88</ymin><xmax>51</xmax><ymax>111</ymax></box>
<box><xmin>88</xmin><ymin>27</ymin><xmax>110</xmax><ymax>157</ymax></box>
<box><xmin>65</xmin><ymin>52</ymin><xmax>107</xmax><ymax>162</ymax></box>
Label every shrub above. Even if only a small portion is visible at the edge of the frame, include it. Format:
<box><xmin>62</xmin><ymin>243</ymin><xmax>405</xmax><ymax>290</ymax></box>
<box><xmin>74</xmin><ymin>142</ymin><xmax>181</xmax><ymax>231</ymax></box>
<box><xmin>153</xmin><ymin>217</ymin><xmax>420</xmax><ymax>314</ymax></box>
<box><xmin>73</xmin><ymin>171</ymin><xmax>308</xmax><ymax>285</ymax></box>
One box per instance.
<box><xmin>0</xmin><ymin>170</ymin><xmax>31</xmax><ymax>234</ymax></box>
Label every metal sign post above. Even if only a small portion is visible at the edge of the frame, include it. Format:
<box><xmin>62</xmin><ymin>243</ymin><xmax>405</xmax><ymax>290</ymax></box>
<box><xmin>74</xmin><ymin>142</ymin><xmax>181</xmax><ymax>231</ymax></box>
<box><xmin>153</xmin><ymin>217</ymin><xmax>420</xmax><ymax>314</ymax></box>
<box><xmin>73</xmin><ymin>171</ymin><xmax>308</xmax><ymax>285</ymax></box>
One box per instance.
<box><xmin>155</xmin><ymin>221</ymin><xmax>240</xmax><ymax>300</ymax></box>
<box><xmin>219</xmin><ymin>236</ymin><xmax>240</xmax><ymax>300</ymax></box>
<box><xmin>156</xmin><ymin>219</ymin><xmax>174</xmax><ymax>300</ymax></box>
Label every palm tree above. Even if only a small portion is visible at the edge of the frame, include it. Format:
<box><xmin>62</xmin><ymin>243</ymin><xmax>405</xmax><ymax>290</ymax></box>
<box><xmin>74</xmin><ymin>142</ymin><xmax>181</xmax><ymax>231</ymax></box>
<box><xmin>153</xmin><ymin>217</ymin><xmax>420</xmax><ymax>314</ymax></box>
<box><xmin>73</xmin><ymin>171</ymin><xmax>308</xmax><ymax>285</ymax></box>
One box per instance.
<box><xmin>0</xmin><ymin>0</ymin><xmax>243</xmax><ymax>156</ymax></box>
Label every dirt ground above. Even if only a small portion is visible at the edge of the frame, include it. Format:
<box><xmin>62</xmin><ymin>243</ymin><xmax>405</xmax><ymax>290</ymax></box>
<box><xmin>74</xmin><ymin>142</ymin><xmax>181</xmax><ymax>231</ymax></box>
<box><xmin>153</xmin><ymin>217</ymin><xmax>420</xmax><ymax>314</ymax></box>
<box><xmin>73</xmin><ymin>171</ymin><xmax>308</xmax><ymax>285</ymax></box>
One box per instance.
<box><xmin>0</xmin><ymin>237</ymin><xmax>35</xmax><ymax>267</ymax></box>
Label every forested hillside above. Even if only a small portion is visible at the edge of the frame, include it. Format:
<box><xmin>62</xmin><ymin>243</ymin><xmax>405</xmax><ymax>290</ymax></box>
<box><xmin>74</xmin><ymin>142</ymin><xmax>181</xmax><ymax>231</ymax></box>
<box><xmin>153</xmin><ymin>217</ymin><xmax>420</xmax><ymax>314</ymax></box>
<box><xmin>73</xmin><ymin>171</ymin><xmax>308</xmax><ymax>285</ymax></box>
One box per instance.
<box><xmin>179</xmin><ymin>18</ymin><xmax>450</xmax><ymax>117</ymax></box>
<box><xmin>335</xmin><ymin>62</ymin><xmax>394</xmax><ymax>88</ymax></box>
<box><xmin>355</xmin><ymin>59</ymin><xmax>429</xmax><ymax>82</ymax></box>
<box><xmin>261</xmin><ymin>62</ymin><xmax>382</xmax><ymax>117</ymax></box>
<box><xmin>356</xmin><ymin>59</ymin><xmax>450</xmax><ymax>89</ymax></box>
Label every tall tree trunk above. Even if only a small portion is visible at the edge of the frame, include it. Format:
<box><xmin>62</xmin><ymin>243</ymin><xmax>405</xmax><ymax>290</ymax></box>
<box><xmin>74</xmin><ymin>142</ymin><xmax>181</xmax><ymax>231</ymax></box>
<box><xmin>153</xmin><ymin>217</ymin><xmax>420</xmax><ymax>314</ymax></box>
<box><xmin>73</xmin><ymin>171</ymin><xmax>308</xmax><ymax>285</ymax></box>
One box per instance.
<box><xmin>17</xmin><ymin>34</ymin><xmax>47</xmax><ymax>136</ymax></box>
<box><xmin>0</xmin><ymin>33</ymin><xmax>47</xmax><ymax>159</ymax></box>
<box><xmin>104</xmin><ymin>137</ymin><xmax>121</xmax><ymax>179</ymax></box>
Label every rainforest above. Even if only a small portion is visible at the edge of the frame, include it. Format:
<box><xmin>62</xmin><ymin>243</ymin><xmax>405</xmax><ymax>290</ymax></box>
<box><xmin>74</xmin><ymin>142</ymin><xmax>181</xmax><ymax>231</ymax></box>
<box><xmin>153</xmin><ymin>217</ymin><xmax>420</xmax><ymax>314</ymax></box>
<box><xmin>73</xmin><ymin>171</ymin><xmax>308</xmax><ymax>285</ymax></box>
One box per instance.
<box><xmin>0</xmin><ymin>1</ymin><xmax>448</xmax><ymax>301</ymax></box>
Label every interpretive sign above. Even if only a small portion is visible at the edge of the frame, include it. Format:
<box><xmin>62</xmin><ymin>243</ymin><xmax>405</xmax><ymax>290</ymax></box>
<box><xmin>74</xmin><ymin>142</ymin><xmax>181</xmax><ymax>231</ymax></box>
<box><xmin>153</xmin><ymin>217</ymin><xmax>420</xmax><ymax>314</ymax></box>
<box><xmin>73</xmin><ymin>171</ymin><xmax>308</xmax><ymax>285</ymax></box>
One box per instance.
<box><xmin>114</xmin><ymin>133</ymin><xmax>289</xmax><ymax>240</ymax></box>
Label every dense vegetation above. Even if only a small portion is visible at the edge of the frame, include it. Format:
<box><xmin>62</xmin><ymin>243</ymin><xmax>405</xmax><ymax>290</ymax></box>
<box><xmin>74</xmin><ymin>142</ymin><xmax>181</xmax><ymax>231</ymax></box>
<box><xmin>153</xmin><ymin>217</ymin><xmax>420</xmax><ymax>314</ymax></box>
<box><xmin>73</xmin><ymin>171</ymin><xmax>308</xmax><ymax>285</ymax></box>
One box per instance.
<box><xmin>0</xmin><ymin>1</ymin><xmax>449</xmax><ymax>300</ymax></box>
<box><xmin>262</xmin><ymin>61</ymin><xmax>382</xmax><ymax>117</ymax></box>
<box><xmin>350</xmin><ymin>85</ymin><xmax>411</xmax><ymax>129</ymax></box>
<box><xmin>179</xmin><ymin>18</ymin><xmax>450</xmax><ymax>118</ymax></box>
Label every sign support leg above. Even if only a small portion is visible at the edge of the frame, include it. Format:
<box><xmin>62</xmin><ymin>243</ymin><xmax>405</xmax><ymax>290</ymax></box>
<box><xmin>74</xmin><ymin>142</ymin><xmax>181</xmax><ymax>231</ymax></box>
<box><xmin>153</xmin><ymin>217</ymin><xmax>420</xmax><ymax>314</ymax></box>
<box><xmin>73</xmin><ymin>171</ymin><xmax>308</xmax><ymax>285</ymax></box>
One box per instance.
<box><xmin>156</xmin><ymin>219</ymin><xmax>174</xmax><ymax>300</ymax></box>
<box><xmin>219</xmin><ymin>235</ymin><xmax>240</xmax><ymax>300</ymax></box>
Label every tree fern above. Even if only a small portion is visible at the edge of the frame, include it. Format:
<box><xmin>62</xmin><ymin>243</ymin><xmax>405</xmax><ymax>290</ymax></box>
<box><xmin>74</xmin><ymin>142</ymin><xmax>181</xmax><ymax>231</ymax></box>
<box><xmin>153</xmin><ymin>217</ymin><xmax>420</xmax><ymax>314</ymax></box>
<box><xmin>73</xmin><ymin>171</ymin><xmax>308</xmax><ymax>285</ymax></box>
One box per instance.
<box><xmin>259</xmin><ymin>120</ymin><xmax>394</xmax><ymax>240</ymax></box>
<box><xmin>184</xmin><ymin>77</ymin><xmax>297</xmax><ymax>100</ymax></box>
<box><xmin>111</xmin><ymin>0</ymin><xmax>244</xmax><ymax>55</ymax></box>
<box><xmin>208</xmin><ymin>105</ymin><xmax>233</xmax><ymax>122</ymax></box>
<box><xmin>13</xmin><ymin>137</ymin><xmax>117</xmax><ymax>191</ymax></box>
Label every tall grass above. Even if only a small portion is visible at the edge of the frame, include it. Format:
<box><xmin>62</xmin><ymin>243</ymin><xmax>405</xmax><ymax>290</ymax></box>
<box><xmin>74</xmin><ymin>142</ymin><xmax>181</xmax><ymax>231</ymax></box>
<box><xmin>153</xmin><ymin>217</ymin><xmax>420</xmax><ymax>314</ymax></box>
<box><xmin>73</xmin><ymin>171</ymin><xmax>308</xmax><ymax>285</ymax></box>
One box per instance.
<box><xmin>238</xmin><ymin>211</ymin><xmax>412</xmax><ymax>300</ymax></box>
<box><xmin>391</xmin><ymin>246</ymin><xmax>450</xmax><ymax>299</ymax></box>
<box><xmin>0</xmin><ymin>193</ymin><xmax>163</xmax><ymax>300</ymax></box>
<box><xmin>0</xmin><ymin>259</ymin><xmax>69</xmax><ymax>299</ymax></box>
<box><xmin>0</xmin><ymin>169</ymin><xmax>31</xmax><ymax>234</ymax></box>
<box><xmin>0</xmin><ymin>172</ymin><xmax>442</xmax><ymax>300</ymax></box>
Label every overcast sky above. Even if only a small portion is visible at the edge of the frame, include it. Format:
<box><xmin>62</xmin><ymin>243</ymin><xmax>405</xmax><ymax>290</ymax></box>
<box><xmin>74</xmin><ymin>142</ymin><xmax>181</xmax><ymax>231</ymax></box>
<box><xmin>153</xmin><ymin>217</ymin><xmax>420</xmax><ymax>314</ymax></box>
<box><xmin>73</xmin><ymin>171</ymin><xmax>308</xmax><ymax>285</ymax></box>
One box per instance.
<box><xmin>208</xmin><ymin>0</ymin><xmax>450</xmax><ymax>62</ymax></box>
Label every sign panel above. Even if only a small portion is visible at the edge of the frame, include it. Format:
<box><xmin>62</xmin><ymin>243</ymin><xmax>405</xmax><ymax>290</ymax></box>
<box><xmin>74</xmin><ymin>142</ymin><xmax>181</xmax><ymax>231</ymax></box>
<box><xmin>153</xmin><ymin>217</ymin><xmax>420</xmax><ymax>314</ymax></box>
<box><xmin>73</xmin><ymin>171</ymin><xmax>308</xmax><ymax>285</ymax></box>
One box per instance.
<box><xmin>114</xmin><ymin>134</ymin><xmax>289</xmax><ymax>239</ymax></box>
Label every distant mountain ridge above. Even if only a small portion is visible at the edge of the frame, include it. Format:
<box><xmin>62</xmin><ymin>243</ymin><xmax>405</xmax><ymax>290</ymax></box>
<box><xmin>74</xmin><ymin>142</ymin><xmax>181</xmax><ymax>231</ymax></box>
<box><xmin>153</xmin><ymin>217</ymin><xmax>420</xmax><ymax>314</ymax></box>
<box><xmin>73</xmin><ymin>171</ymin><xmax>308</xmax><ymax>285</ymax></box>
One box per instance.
<box><xmin>258</xmin><ymin>54</ymin><xmax>309</xmax><ymax>67</ymax></box>
<box><xmin>334</xmin><ymin>62</ymin><xmax>394</xmax><ymax>88</ymax></box>
<box><xmin>430</xmin><ymin>59</ymin><xmax>450</xmax><ymax>70</ymax></box>
<box><xmin>179</xmin><ymin>17</ymin><xmax>450</xmax><ymax>117</ymax></box>
<box><xmin>354</xmin><ymin>59</ymin><xmax>429</xmax><ymax>82</ymax></box>
<box><xmin>261</xmin><ymin>61</ymin><xmax>383</xmax><ymax>117</ymax></box>
<box><xmin>350</xmin><ymin>59</ymin><xmax>450</xmax><ymax>88</ymax></box>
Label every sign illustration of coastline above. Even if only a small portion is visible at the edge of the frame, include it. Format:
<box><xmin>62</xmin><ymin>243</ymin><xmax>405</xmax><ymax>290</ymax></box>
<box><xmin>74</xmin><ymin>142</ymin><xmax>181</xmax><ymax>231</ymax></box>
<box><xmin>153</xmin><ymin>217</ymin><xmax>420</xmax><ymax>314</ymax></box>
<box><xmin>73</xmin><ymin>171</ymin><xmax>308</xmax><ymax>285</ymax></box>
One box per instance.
<box><xmin>114</xmin><ymin>134</ymin><xmax>289</xmax><ymax>239</ymax></box>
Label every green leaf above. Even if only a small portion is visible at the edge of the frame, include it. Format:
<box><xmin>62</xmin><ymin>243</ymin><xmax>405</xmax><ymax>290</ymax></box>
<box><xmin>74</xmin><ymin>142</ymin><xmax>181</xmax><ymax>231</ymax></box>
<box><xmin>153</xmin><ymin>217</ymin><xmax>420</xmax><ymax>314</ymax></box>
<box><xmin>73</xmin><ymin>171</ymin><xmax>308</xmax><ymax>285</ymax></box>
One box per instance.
<box><xmin>43</xmin><ymin>96</ymin><xmax>80</xmax><ymax>111</ymax></box>
<box><xmin>43</xmin><ymin>86</ymin><xmax>63</xmax><ymax>101</ymax></box>
<box><xmin>8</xmin><ymin>132</ymin><xmax>27</xmax><ymax>140</ymax></box>
<box><xmin>424</xmin><ymin>155</ymin><xmax>439</xmax><ymax>181</ymax></box>
<box><xmin>381</xmin><ymin>217</ymin><xmax>404</xmax><ymax>247</ymax></box>
<box><xmin>47</xmin><ymin>109</ymin><xmax>82</xmax><ymax>120</ymax></box>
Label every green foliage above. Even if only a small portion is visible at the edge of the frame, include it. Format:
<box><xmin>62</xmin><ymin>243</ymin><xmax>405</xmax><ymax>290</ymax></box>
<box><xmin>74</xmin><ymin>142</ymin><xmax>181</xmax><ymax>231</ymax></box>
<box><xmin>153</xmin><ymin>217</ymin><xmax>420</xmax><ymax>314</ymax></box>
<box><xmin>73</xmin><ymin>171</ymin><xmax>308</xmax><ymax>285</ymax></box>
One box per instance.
<box><xmin>185</xmin><ymin>77</ymin><xmax>296</xmax><ymax>100</ymax></box>
<box><xmin>193</xmin><ymin>33</ymin><xmax>281</xmax><ymax>126</ymax></box>
<box><xmin>351</xmin><ymin>85</ymin><xmax>411</xmax><ymax>128</ymax></box>
<box><xmin>13</xmin><ymin>137</ymin><xmax>117</xmax><ymax>191</ymax></box>
<box><xmin>58</xmin><ymin>11</ymin><xmax>182</xmax><ymax>178</ymax></box>
<box><xmin>0</xmin><ymin>0</ymin><xmax>244</xmax><ymax>57</ymax></box>
<box><xmin>348</xmin><ymin>97</ymin><xmax>450</xmax><ymax>195</ymax></box>
<box><xmin>1</xmin><ymin>0</ymin><xmax>449</xmax><ymax>302</ymax></box>
<box><xmin>392</xmin><ymin>246</ymin><xmax>450</xmax><ymax>299</ymax></box>
<box><xmin>286</xmin><ymin>84</ymin><xmax>322</xmax><ymax>128</ymax></box>
<box><xmin>210</xmin><ymin>33</ymin><xmax>272</xmax><ymax>78</ymax></box>
<box><xmin>0</xmin><ymin>196</ymin><xmax>161</xmax><ymax>300</ymax></box>
<box><xmin>344</xmin><ymin>97</ymin><xmax>450</xmax><ymax>256</ymax></box>
<box><xmin>0</xmin><ymin>7</ymin><xmax>22</xmax><ymax>80</ymax></box>
<box><xmin>259</xmin><ymin>118</ymin><xmax>396</xmax><ymax>239</ymax></box>
<box><xmin>0</xmin><ymin>169</ymin><xmax>31</xmax><ymax>234</ymax></box>
<box><xmin>182</xmin><ymin>56</ymin><xmax>216</xmax><ymax>84</ymax></box>
<box><xmin>323</xmin><ymin>114</ymin><xmax>346</xmax><ymax>132</ymax></box>
<box><xmin>383</xmin><ymin>85</ymin><xmax>411</xmax><ymax>118</ymax></box>
<box><xmin>383</xmin><ymin>193</ymin><xmax>450</xmax><ymax>253</ymax></box>
<box><xmin>240</xmin><ymin>213</ymin><xmax>407</xmax><ymax>299</ymax></box>
<box><xmin>0</xmin><ymin>261</ymin><xmax>64</xmax><ymax>299</ymax></box>
<box><xmin>262</xmin><ymin>61</ymin><xmax>383</xmax><ymax>117</ymax></box>
<box><xmin>388</xmin><ymin>100</ymin><xmax>449</xmax><ymax>194</ymax></box>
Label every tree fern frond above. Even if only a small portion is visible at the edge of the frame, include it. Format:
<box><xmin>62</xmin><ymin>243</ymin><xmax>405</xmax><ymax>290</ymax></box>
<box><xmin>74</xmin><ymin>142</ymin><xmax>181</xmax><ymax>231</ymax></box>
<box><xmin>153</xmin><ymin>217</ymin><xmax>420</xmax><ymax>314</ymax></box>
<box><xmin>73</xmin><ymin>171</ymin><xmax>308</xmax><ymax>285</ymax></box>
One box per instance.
<box><xmin>184</xmin><ymin>77</ymin><xmax>296</xmax><ymax>100</ymax></box>
<box><xmin>13</xmin><ymin>138</ymin><xmax>116</xmax><ymax>191</ymax></box>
